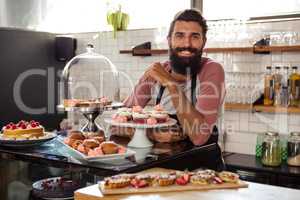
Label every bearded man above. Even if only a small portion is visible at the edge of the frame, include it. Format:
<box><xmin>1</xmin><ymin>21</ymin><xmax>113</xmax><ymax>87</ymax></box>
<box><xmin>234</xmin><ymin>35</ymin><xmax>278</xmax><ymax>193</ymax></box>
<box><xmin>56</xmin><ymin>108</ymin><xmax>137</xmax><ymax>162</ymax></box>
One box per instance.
<box><xmin>124</xmin><ymin>8</ymin><xmax>225</xmax><ymax>146</ymax></box>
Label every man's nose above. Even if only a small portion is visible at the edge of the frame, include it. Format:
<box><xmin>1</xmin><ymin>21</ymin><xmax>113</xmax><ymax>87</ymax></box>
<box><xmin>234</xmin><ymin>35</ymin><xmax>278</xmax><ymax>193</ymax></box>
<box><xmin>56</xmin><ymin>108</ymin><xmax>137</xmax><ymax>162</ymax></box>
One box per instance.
<box><xmin>182</xmin><ymin>36</ymin><xmax>192</xmax><ymax>47</ymax></box>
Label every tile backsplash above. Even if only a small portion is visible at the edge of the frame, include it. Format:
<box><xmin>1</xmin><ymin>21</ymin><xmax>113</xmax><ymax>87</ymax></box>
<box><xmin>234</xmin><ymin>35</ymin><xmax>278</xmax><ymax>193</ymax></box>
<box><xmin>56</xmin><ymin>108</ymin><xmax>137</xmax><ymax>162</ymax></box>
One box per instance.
<box><xmin>68</xmin><ymin>19</ymin><xmax>300</xmax><ymax>155</ymax></box>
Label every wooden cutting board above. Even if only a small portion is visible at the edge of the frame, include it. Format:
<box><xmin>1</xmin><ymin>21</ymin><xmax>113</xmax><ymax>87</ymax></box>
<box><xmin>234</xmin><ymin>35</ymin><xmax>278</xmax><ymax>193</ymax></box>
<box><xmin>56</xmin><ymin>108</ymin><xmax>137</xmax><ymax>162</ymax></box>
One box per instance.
<box><xmin>99</xmin><ymin>168</ymin><xmax>248</xmax><ymax>195</ymax></box>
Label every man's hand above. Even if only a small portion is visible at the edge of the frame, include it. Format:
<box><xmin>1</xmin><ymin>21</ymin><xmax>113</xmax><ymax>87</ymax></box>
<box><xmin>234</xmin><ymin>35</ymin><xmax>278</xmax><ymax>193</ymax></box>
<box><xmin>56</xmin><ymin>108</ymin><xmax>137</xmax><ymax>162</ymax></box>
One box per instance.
<box><xmin>145</xmin><ymin>62</ymin><xmax>176</xmax><ymax>87</ymax></box>
<box><xmin>147</xmin><ymin>127</ymin><xmax>187</xmax><ymax>143</ymax></box>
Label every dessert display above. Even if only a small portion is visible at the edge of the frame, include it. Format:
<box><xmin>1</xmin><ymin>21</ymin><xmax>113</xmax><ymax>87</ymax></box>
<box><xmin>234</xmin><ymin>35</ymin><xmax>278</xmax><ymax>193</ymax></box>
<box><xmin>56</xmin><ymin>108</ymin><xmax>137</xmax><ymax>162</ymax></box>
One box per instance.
<box><xmin>63</xmin><ymin>97</ymin><xmax>112</xmax><ymax>108</ymax></box>
<box><xmin>63</xmin><ymin>130</ymin><xmax>127</xmax><ymax>157</ymax></box>
<box><xmin>1</xmin><ymin>120</ymin><xmax>46</xmax><ymax>140</ymax></box>
<box><xmin>99</xmin><ymin>168</ymin><xmax>246</xmax><ymax>194</ymax></box>
<box><xmin>112</xmin><ymin>105</ymin><xmax>170</xmax><ymax>125</ymax></box>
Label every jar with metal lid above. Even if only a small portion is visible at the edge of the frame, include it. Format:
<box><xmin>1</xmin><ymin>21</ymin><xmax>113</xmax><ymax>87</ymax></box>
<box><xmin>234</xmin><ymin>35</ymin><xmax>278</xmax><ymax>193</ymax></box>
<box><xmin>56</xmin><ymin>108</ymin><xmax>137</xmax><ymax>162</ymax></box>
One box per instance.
<box><xmin>261</xmin><ymin>132</ymin><xmax>281</xmax><ymax>166</ymax></box>
<box><xmin>287</xmin><ymin>132</ymin><xmax>300</xmax><ymax>166</ymax></box>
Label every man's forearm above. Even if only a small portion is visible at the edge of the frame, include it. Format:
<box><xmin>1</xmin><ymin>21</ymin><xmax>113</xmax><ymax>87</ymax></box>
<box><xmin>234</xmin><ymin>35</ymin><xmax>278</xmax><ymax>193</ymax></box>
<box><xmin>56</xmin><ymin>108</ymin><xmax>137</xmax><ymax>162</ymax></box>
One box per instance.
<box><xmin>167</xmin><ymin>85</ymin><xmax>210</xmax><ymax>145</ymax></box>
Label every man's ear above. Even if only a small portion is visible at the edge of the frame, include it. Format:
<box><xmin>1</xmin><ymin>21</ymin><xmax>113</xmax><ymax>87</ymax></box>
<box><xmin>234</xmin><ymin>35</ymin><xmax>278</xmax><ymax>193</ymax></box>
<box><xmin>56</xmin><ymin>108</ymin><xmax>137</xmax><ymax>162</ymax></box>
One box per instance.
<box><xmin>202</xmin><ymin>37</ymin><xmax>207</xmax><ymax>47</ymax></box>
<box><xmin>167</xmin><ymin>36</ymin><xmax>171</xmax><ymax>47</ymax></box>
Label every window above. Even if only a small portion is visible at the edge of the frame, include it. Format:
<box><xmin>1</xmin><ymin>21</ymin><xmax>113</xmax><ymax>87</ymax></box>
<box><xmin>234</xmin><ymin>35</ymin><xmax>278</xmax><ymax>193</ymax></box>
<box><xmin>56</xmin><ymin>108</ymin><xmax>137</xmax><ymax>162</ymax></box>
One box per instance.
<box><xmin>36</xmin><ymin>0</ymin><xmax>191</xmax><ymax>33</ymax></box>
<box><xmin>203</xmin><ymin>0</ymin><xmax>300</xmax><ymax>20</ymax></box>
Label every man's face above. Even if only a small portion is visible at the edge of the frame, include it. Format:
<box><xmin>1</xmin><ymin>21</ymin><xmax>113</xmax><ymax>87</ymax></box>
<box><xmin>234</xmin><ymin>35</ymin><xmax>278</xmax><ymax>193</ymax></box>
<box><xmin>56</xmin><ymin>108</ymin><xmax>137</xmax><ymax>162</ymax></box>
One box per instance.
<box><xmin>168</xmin><ymin>20</ymin><xmax>206</xmax><ymax>75</ymax></box>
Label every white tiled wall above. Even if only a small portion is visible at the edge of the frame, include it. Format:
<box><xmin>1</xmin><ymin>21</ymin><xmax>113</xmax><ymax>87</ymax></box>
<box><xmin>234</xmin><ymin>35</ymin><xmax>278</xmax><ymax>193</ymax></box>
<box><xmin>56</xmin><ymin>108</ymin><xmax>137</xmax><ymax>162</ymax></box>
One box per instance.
<box><xmin>69</xmin><ymin>19</ymin><xmax>300</xmax><ymax>155</ymax></box>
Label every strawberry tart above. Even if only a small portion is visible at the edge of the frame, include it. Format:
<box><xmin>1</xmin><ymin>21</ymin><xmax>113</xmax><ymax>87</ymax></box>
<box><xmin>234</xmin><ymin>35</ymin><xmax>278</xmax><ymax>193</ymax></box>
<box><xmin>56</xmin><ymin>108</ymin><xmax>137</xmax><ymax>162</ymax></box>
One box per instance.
<box><xmin>2</xmin><ymin>120</ymin><xmax>44</xmax><ymax>139</ymax></box>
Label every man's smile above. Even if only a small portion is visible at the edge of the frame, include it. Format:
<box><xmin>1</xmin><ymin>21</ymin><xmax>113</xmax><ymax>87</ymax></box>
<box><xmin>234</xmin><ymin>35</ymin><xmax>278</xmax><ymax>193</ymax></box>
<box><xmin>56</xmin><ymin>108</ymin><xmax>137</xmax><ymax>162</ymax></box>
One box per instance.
<box><xmin>177</xmin><ymin>50</ymin><xmax>194</xmax><ymax>57</ymax></box>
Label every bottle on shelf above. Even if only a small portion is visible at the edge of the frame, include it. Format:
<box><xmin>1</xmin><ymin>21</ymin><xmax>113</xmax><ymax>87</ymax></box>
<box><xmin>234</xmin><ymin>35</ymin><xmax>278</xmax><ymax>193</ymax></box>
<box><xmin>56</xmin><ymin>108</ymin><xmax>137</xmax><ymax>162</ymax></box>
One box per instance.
<box><xmin>273</xmin><ymin>66</ymin><xmax>282</xmax><ymax>106</ymax></box>
<box><xmin>281</xmin><ymin>66</ymin><xmax>290</xmax><ymax>107</ymax></box>
<box><xmin>289</xmin><ymin>66</ymin><xmax>300</xmax><ymax>107</ymax></box>
<box><xmin>263</xmin><ymin>66</ymin><xmax>274</xmax><ymax>106</ymax></box>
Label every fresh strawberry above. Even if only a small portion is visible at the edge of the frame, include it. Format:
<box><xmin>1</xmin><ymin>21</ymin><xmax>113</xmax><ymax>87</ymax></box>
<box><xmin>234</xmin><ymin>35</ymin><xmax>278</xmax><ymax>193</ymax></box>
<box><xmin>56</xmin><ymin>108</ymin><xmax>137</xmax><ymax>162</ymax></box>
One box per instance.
<box><xmin>11</xmin><ymin>125</ymin><xmax>17</xmax><ymax>130</ymax></box>
<box><xmin>9</xmin><ymin>122</ymin><xmax>14</xmax><ymax>126</ymax></box>
<box><xmin>21</xmin><ymin>124</ymin><xmax>27</xmax><ymax>129</ymax></box>
<box><xmin>5</xmin><ymin>125</ymin><xmax>11</xmax><ymax>129</ymax></box>
<box><xmin>183</xmin><ymin>174</ymin><xmax>190</xmax><ymax>182</ymax></box>
<box><xmin>130</xmin><ymin>179</ymin><xmax>138</xmax><ymax>187</ymax></box>
<box><xmin>137</xmin><ymin>180</ymin><xmax>148</xmax><ymax>188</ymax></box>
<box><xmin>213</xmin><ymin>176</ymin><xmax>223</xmax><ymax>184</ymax></box>
<box><xmin>130</xmin><ymin>179</ymin><xmax>148</xmax><ymax>188</ymax></box>
<box><xmin>31</xmin><ymin>123</ymin><xmax>36</xmax><ymax>128</ymax></box>
<box><xmin>176</xmin><ymin>177</ymin><xmax>188</xmax><ymax>185</ymax></box>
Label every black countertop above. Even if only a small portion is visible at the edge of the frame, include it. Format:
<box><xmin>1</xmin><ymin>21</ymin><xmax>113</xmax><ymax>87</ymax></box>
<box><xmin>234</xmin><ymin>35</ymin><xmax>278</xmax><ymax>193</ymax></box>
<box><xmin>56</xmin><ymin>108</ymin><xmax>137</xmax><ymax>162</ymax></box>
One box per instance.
<box><xmin>0</xmin><ymin>135</ymin><xmax>221</xmax><ymax>177</ymax></box>
<box><xmin>224</xmin><ymin>153</ymin><xmax>300</xmax><ymax>176</ymax></box>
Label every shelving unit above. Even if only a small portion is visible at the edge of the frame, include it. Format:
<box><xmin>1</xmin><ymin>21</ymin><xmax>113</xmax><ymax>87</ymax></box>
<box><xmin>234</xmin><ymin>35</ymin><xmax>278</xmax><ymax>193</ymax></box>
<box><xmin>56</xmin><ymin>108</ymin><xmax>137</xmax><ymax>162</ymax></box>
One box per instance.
<box><xmin>120</xmin><ymin>45</ymin><xmax>300</xmax><ymax>55</ymax></box>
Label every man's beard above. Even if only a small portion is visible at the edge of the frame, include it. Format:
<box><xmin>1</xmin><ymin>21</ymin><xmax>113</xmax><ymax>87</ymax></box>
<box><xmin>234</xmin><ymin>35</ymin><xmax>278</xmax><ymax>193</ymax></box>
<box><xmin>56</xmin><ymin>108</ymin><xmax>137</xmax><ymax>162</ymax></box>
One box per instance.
<box><xmin>169</xmin><ymin>47</ymin><xmax>203</xmax><ymax>76</ymax></box>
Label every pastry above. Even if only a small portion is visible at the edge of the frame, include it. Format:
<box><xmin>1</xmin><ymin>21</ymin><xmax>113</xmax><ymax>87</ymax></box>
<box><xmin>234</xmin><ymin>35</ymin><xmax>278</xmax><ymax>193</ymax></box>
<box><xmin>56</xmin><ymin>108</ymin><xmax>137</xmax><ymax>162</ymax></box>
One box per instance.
<box><xmin>217</xmin><ymin>171</ymin><xmax>239</xmax><ymax>183</ymax></box>
<box><xmin>71</xmin><ymin>140</ymin><xmax>83</xmax><ymax>149</ymax></box>
<box><xmin>63</xmin><ymin>99</ymin><xmax>83</xmax><ymax>107</ymax></box>
<box><xmin>100</xmin><ymin>142</ymin><xmax>119</xmax><ymax>154</ymax></box>
<box><xmin>104</xmin><ymin>174</ymin><xmax>132</xmax><ymax>189</ymax></box>
<box><xmin>131</xmin><ymin>174</ymin><xmax>156</xmax><ymax>188</ymax></box>
<box><xmin>68</xmin><ymin>130</ymin><xmax>85</xmax><ymax>140</ymax></box>
<box><xmin>190</xmin><ymin>174</ymin><xmax>210</xmax><ymax>185</ymax></box>
<box><xmin>156</xmin><ymin>173</ymin><xmax>176</xmax><ymax>186</ymax></box>
<box><xmin>2</xmin><ymin>120</ymin><xmax>44</xmax><ymax>139</ymax></box>
<box><xmin>83</xmin><ymin>139</ymin><xmax>100</xmax><ymax>149</ymax></box>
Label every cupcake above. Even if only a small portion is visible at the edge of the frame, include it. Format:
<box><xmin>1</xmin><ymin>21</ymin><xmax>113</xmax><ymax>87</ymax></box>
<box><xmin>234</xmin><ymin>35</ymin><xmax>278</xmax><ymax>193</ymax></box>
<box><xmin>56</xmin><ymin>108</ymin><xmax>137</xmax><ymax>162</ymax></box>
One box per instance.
<box><xmin>132</xmin><ymin>112</ymin><xmax>149</xmax><ymax>124</ymax></box>
<box><xmin>117</xmin><ymin>111</ymin><xmax>132</xmax><ymax>121</ymax></box>
<box><xmin>149</xmin><ymin>111</ymin><xmax>169</xmax><ymax>123</ymax></box>
<box><xmin>132</xmin><ymin>105</ymin><xmax>143</xmax><ymax>113</ymax></box>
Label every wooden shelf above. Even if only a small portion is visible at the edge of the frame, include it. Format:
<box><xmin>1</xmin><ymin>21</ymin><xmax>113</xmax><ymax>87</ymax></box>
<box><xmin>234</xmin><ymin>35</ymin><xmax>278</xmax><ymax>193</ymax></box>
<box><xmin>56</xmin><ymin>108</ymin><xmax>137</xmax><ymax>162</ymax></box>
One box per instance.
<box><xmin>224</xmin><ymin>103</ymin><xmax>252</xmax><ymax>111</ymax></box>
<box><xmin>224</xmin><ymin>103</ymin><xmax>300</xmax><ymax>114</ymax></box>
<box><xmin>119</xmin><ymin>45</ymin><xmax>300</xmax><ymax>55</ymax></box>
<box><xmin>253</xmin><ymin>105</ymin><xmax>300</xmax><ymax>114</ymax></box>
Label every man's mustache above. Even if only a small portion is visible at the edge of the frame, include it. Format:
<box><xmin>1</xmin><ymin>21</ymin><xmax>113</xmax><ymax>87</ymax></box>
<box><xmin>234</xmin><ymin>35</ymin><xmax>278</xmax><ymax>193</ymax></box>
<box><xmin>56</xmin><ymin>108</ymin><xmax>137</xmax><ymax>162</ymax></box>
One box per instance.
<box><xmin>174</xmin><ymin>47</ymin><xmax>198</xmax><ymax>54</ymax></box>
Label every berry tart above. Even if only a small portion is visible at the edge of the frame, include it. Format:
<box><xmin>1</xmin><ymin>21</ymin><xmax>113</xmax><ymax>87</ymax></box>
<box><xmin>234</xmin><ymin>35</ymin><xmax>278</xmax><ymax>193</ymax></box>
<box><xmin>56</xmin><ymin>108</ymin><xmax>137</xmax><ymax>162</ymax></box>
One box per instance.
<box><xmin>104</xmin><ymin>174</ymin><xmax>133</xmax><ymax>189</ymax></box>
<box><xmin>217</xmin><ymin>171</ymin><xmax>239</xmax><ymax>183</ymax></box>
<box><xmin>2</xmin><ymin>120</ymin><xmax>44</xmax><ymax>139</ymax></box>
<box><xmin>156</xmin><ymin>173</ymin><xmax>176</xmax><ymax>186</ymax></box>
<box><xmin>130</xmin><ymin>174</ymin><xmax>156</xmax><ymax>188</ymax></box>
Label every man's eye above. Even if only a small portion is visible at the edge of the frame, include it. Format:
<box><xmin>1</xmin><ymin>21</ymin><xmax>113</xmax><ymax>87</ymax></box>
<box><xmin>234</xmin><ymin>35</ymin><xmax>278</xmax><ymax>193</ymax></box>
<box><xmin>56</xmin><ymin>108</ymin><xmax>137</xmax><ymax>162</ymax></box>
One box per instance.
<box><xmin>174</xmin><ymin>33</ymin><xmax>184</xmax><ymax>38</ymax></box>
<box><xmin>192</xmin><ymin>34</ymin><xmax>201</xmax><ymax>40</ymax></box>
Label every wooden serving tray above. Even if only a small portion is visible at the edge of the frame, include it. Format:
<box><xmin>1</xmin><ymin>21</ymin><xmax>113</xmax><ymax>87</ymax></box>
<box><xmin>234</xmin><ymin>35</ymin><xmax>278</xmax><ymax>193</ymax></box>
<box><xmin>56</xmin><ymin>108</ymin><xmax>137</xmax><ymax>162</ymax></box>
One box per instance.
<box><xmin>99</xmin><ymin>168</ymin><xmax>248</xmax><ymax>195</ymax></box>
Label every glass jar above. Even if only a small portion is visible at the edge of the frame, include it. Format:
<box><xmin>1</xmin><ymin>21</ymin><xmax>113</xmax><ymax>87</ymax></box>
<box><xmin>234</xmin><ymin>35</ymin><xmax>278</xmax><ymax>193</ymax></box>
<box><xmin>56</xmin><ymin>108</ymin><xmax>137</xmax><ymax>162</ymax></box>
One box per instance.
<box><xmin>261</xmin><ymin>132</ymin><xmax>282</xmax><ymax>166</ymax></box>
<box><xmin>287</xmin><ymin>132</ymin><xmax>300</xmax><ymax>166</ymax></box>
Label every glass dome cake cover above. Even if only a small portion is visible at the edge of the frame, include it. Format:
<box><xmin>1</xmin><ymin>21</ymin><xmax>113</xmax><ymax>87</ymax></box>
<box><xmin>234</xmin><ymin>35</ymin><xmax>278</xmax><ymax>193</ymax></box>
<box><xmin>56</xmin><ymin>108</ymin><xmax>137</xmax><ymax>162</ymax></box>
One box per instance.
<box><xmin>60</xmin><ymin>44</ymin><xmax>120</xmax><ymax>107</ymax></box>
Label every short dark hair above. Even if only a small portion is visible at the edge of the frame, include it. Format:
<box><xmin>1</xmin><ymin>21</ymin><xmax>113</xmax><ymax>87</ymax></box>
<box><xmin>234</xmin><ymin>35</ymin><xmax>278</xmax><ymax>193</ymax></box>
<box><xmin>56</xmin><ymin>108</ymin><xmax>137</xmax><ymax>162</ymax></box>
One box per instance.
<box><xmin>167</xmin><ymin>9</ymin><xmax>208</xmax><ymax>39</ymax></box>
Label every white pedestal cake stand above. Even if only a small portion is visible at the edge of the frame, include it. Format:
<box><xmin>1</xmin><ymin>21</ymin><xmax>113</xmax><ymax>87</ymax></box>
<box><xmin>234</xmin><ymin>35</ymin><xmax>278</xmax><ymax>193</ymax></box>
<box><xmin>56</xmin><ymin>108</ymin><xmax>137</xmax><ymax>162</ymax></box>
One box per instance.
<box><xmin>105</xmin><ymin>118</ymin><xmax>177</xmax><ymax>148</ymax></box>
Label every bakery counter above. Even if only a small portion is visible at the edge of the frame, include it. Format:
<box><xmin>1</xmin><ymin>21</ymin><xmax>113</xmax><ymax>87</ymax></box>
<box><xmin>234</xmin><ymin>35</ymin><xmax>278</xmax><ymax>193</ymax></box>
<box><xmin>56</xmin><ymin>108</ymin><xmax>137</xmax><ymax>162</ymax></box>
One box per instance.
<box><xmin>74</xmin><ymin>181</ymin><xmax>300</xmax><ymax>200</ymax></box>
<box><xmin>0</xmin><ymin>135</ymin><xmax>223</xmax><ymax>199</ymax></box>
